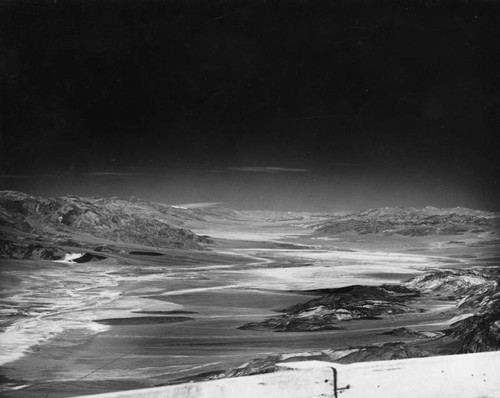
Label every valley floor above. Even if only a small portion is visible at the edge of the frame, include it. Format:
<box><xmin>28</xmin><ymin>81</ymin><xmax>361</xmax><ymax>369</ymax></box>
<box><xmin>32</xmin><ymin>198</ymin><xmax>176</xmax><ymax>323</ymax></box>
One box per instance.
<box><xmin>0</xmin><ymin>215</ymin><xmax>498</xmax><ymax>397</ymax></box>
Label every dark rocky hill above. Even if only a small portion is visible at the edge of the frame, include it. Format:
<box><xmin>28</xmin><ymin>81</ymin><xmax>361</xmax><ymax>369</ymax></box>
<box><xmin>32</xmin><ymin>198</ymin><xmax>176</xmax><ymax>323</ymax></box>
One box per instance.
<box><xmin>239</xmin><ymin>285</ymin><xmax>420</xmax><ymax>332</ymax></box>
<box><xmin>222</xmin><ymin>268</ymin><xmax>500</xmax><ymax>381</ymax></box>
<box><xmin>404</xmin><ymin>268</ymin><xmax>500</xmax><ymax>352</ymax></box>
<box><xmin>238</xmin><ymin>267</ymin><xmax>500</xmax><ymax>355</ymax></box>
<box><xmin>314</xmin><ymin>206</ymin><xmax>500</xmax><ymax>237</ymax></box>
<box><xmin>0</xmin><ymin>191</ymin><xmax>208</xmax><ymax>259</ymax></box>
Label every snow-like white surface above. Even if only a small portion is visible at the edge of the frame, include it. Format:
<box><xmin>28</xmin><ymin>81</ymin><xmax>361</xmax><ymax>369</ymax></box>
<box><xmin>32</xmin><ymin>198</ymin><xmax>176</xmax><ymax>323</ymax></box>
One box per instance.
<box><xmin>54</xmin><ymin>252</ymin><xmax>84</xmax><ymax>263</ymax></box>
<box><xmin>234</xmin><ymin>248</ymin><xmax>443</xmax><ymax>290</ymax></box>
<box><xmin>280</xmin><ymin>352</ymin><xmax>500</xmax><ymax>398</ymax></box>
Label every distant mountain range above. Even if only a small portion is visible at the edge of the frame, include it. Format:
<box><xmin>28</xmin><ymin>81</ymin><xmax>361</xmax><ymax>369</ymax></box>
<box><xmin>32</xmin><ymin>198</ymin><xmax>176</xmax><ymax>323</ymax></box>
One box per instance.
<box><xmin>1</xmin><ymin>191</ymin><xmax>499</xmax><ymax>262</ymax></box>
<box><xmin>313</xmin><ymin>206</ymin><xmax>500</xmax><ymax>237</ymax></box>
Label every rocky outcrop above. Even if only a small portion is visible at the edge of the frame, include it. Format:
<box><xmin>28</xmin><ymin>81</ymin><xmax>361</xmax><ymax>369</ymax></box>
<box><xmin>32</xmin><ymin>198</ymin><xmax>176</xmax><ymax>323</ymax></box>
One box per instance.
<box><xmin>404</xmin><ymin>267</ymin><xmax>499</xmax><ymax>309</ymax></box>
<box><xmin>404</xmin><ymin>269</ymin><xmax>498</xmax><ymax>300</ymax></box>
<box><xmin>314</xmin><ymin>206</ymin><xmax>500</xmax><ymax>237</ymax></box>
<box><xmin>451</xmin><ymin>311</ymin><xmax>500</xmax><ymax>353</ymax></box>
<box><xmin>239</xmin><ymin>267</ymin><xmax>500</xmax><ymax>360</ymax></box>
<box><xmin>0</xmin><ymin>240</ymin><xmax>68</xmax><ymax>260</ymax></box>
<box><xmin>0</xmin><ymin>239</ymin><xmax>108</xmax><ymax>262</ymax></box>
<box><xmin>0</xmin><ymin>191</ymin><xmax>207</xmax><ymax>254</ymax></box>
<box><xmin>382</xmin><ymin>327</ymin><xmax>443</xmax><ymax>339</ymax></box>
<box><xmin>431</xmin><ymin>268</ymin><xmax>500</xmax><ymax>353</ymax></box>
<box><xmin>239</xmin><ymin>285</ymin><xmax>420</xmax><ymax>332</ymax></box>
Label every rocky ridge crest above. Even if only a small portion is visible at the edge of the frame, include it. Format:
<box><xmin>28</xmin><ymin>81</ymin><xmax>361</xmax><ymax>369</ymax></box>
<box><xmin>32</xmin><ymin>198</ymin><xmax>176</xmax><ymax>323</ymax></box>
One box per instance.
<box><xmin>314</xmin><ymin>206</ymin><xmax>500</xmax><ymax>236</ymax></box>
<box><xmin>0</xmin><ymin>191</ymin><xmax>208</xmax><ymax>258</ymax></box>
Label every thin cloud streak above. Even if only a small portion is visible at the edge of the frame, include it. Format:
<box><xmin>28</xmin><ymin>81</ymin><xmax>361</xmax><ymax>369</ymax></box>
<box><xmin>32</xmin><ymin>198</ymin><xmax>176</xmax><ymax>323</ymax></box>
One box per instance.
<box><xmin>228</xmin><ymin>167</ymin><xmax>310</xmax><ymax>173</ymax></box>
<box><xmin>78</xmin><ymin>172</ymin><xmax>144</xmax><ymax>177</ymax></box>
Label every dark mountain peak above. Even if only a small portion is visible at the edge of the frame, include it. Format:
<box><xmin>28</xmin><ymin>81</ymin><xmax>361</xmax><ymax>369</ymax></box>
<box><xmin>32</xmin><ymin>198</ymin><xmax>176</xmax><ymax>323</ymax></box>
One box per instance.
<box><xmin>0</xmin><ymin>191</ymin><xmax>205</xmax><ymax>250</ymax></box>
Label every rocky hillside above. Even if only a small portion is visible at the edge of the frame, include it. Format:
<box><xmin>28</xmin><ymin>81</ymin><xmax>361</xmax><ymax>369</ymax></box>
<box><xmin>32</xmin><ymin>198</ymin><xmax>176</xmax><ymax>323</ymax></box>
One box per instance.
<box><xmin>0</xmin><ymin>191</ymin><xmax>208</xmax><ymax>258</ymax></box>
<box><xmin>237</xmin><ymin>267</ymin><xmax>499</xmax><ymax>359</ymax></box>
<box><xmin>239</xmin><ymin>285</ymin><xmax>420</xmax><ymax>332</ymax></box>
<box><xmin>314</xmin><ymin>206</ymin><xmax>500</xmax><ymax>237</ymax></box>
<box><xmin>404</xmin><ymin>269</ymin><xmax>498</xmax><ymax>300</ymax></box>
<box><xmin>404</xmin><ymin>268</ymin><xmax>500</xmax><ymax>353</ymax></box>
<box><xmin>217</xmin><ymin>268</ymin><xmax>500</xmax><ymax>381</ymax></box>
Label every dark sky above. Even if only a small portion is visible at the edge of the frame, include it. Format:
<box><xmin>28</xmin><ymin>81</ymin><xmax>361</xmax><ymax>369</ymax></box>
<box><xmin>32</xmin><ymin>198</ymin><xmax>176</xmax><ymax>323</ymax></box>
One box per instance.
<box><xmin>0</xmin><ymin>0</ymin><xmax>499</xmax><ymax>211</ymax></box>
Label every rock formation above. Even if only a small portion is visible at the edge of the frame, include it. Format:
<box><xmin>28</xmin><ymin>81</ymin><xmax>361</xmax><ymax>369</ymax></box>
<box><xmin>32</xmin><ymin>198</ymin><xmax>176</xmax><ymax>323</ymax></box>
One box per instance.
<box><xmin>239</xmin><ymin>285</ymin><xmax>420</xmax><ymax>332</ymax></box>
<box><xmin>314</xmin><ymin>206</ymin><xmax>500</xmax><ymax>237</ymax></box>
<box><xmin>0</xmin><ymin>191</ymin><xmax>208</xmax><ymax>260</ymax></box>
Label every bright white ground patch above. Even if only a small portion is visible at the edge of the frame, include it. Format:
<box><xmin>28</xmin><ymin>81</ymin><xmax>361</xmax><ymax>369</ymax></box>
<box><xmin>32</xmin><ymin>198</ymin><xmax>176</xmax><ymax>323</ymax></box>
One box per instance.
<box><xmin>54</xmin><ymin>252</ymin><xmax>85</xmax><ymax>263</ymax></box>
<box><xmin>234</xmin><ymin>248</ymin><xmax>445</xmax><ymax>290</ymax></box>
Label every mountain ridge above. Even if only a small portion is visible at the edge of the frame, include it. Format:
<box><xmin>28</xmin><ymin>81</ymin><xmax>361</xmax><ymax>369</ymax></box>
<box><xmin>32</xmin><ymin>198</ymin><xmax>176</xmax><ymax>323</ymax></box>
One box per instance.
<box><xmin>313</xmin><ymin>206</ymin><xmax>500</xmax><ymax>237</ymax></box>
<box><xmin>0</xmin><ymin>191</ymin><xmax>209</xmax><ymax>259</ymax></box>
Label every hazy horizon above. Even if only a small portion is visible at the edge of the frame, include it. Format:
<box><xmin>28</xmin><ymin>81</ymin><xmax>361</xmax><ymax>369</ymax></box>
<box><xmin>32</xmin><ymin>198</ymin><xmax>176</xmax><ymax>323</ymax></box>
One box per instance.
<box><xmin>0</xmin><ymin>164</ymin><xmax>495</xmax><ymax>212</ymax></box>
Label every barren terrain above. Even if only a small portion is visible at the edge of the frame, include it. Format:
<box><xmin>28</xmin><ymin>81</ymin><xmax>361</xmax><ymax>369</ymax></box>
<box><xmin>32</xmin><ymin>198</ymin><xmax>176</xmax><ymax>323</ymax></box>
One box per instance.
<box><xmin>0</xmin><ymin>192</ymin><xmax>498</xmax><ymax>397</ymax></box>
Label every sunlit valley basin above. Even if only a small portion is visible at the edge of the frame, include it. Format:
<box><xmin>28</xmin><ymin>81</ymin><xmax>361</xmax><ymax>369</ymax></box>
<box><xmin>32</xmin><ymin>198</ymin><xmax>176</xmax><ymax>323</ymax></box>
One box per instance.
<box><xmin>0</xmin><ymin>193</ymin><xmax>499</xmax><ymax>397</ymax></box>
